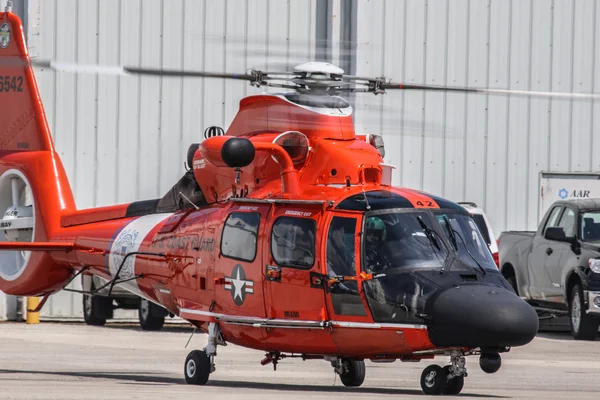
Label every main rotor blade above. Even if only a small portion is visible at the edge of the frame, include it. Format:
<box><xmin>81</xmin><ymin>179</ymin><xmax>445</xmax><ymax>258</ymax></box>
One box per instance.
<box><xmin>381</xmin><ymin>82</ymin><xmax>600</xmax><ymax>100</ymax></box>
<box><xmin>31</xmin><ymin>60</ymin><xmax>125</xmax><ymax>75</ymax></box>
<box><xmin>30</xmin><ymin>60</ymin><xmax>259</xmax><ymax>81</ymax></box>
<box><xmin>123</xmin><ymin>66</ymin><xmax>257</xmax><ymax>81</ymax></box>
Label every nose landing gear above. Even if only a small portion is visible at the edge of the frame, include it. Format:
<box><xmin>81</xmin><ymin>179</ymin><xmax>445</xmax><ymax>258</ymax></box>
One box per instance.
<box><xmin>184</xmin><ymin>322</ymin><xmax>226</xmax><ymax>385</ymax></box>
<box><xmin>420</xmin><ymin>351</ymin><xmax>466</xmax><ymax>395</ymax></box>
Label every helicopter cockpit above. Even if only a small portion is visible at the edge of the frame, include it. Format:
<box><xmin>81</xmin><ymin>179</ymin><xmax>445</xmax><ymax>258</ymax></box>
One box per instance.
<box><xmin>328</xmin><ymin>190</ymin><xmax>508</xmax><ymax>327</ymax></box>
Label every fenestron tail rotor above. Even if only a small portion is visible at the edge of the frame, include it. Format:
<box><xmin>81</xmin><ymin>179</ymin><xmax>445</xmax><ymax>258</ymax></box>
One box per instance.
<box><xmin>25</xmin><ymin>58</ymin><xmax>600</xmax><ymax>100</ymax></box>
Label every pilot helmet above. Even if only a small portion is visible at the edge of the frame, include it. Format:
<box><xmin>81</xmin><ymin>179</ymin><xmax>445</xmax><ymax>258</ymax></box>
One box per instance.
<box><xmin>366</xmin><ymin>216</ymin><xmax>387</xmax><ymax>242</ymax></box>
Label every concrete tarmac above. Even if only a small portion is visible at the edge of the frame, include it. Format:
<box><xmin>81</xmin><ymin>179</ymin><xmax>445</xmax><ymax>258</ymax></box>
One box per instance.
<box><xmin>0</xmin><ymin>322</ymin><xmax>598</xmax><ymax>399</ymax></box>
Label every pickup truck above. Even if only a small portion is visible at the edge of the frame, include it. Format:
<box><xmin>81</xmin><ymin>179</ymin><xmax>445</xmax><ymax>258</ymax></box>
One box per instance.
<box><xmin>498</xmin><ymin>199</ymin><xmax>600</xmax><ymax>340</ymax></box>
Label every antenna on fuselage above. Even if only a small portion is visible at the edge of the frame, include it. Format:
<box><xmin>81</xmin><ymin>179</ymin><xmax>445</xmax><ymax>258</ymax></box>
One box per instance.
<box><xmin>179</xmin><ymin>192</ymin><xmax>200</xmax><ymax>210</ymax></box>
<box><xmin>362</xmin><ymin>189</ymin><xmax>371</xmax><ymax>211</ymax></box>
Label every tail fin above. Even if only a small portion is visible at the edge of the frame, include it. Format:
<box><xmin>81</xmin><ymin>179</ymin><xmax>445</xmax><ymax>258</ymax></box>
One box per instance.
<box><xmin>0</xmin><ymin>10</ymin><xmax>75</xmax><ymax>295</ymax></box>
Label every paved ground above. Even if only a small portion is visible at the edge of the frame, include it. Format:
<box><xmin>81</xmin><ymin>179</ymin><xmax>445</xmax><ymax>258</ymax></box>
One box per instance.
<box><xmin>0</xmin><ymin>322</ymin><xmax>598</xmax><ymax>399</ymax></box>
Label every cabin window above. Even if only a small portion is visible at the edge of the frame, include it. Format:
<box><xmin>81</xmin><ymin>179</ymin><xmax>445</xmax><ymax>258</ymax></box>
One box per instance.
<box><xmin>221</xmin><ymin>212</ymin><xmax>260</xmax><ymax>262</ymax></box>
<box><xmin>271</xmin><ymin>217</ymin><xmax>316</xmax><ymax>269</ymax></box>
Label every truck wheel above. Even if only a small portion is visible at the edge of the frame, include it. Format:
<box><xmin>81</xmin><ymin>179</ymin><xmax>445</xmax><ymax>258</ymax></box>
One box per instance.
<box><xmin>139</xmin><ymin>298</ymin><xmax>165</xmax><ymax>331</ymax></box>
<box><xmin>569</xmin><ymin>284</ymin><xmax>599</xmax><ymax>340</ymax></box>
<box><xmin>83</xmin><ymin>294</ymin><xmax>113</xmax><ymax>326</ymax></box>
<box><xmin>506</xmin><ymin>275</ymin><xmax>518</xmax><ymax>295</ymax></box>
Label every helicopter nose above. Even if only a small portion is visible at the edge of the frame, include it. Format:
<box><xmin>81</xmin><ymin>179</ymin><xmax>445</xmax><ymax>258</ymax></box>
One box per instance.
<box><xmin>425</xmin><ymin>284</ymin><xmax>539</xmax><ymax>348</ymax></box>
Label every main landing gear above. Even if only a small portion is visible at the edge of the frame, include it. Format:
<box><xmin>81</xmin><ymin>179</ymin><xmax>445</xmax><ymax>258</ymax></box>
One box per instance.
<box><xmin>184</xmin><ymin>322</ymin><xmax>226</xmax><ymax>385</ymax></box>
<box><xmin>420</xmin><ymin>350</ymin><xmax>502</xmax><ymax>395</ymax></box>
<box><xmin>331</xmin><ymin>358</ymin><xmax>366</xmax><ymax>387</ymax></box>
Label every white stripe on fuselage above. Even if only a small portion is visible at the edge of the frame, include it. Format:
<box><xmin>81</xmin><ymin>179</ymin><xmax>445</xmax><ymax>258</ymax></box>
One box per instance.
<box><xmin>108</xmin><ymin>213</ymin><xmax>173</xmax><ymax>297</ymax></box>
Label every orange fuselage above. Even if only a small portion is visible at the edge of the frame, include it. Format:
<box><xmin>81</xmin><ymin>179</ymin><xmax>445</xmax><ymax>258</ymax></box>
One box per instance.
<box><xmin>49</xmin><ymin>183</ymin><xmax>443</xmax><ymax>357</ymax></box>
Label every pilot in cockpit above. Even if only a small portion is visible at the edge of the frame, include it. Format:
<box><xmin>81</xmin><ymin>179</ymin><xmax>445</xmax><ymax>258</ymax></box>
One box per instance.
<box><xmin>364</xmin><ymin>217</ymin><xmax>392</xmax><ymax>274</ymax></box>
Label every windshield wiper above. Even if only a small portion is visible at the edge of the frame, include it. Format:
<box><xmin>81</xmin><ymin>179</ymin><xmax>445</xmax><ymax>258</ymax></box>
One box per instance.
<box><xmin>442</xmin><ymin>215</ymin><xmax>458</xmax><ymax>250</ymax></box>
<box><xmin>417</xmin><ymin>216</ymin><xmax>441</xmax><ymax>251</ymax></box>
<box><xmin>442</xmin><ymin>216</ymin><xmax>487</xmax><ymax>275</ymax></box>
<box><xmin>417</xmin><ymin>216</ymin><xmax>450</xmax><ymax>272</ymax></box>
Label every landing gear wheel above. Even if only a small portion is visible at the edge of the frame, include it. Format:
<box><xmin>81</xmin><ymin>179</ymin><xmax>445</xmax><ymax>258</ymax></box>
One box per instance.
<box><xmin>569</xmin><ymin>283</ymin><xmax>599</xmax><ymax>341</ymax></box>
<box><xmin>138</xmin><ymin>298</ymin><xmax>165</xmax><ymax>331</ymax></box>
<box><xmin>420</xmin><ymin>365</ymin><xmax>447</xmax><ymax>395</ymax></box>
<box><xmin>338</xmin><ymin>359</ymin><xmax>366</xmax><ymax>387</ymax></box>
<box><xmin>184</xmin><ymin>350</ymin><xmax>211</xmax><ymax>385</ymax></box>
<box><xmin>442</xmin><ymin>365</ymin><xmax>464</xmax><ymax>395</ymax></box>
<box><xmin>83</xmin><ymin>294</ymin><xmax>112</xmax><ymax>326</ymax></box>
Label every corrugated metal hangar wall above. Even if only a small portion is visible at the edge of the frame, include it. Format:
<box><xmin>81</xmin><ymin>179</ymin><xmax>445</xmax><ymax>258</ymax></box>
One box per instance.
<box><xmin>0</xmin><ymin>0</ymin><xmax>599</xmax><ymax>319</ymax></box>
<box><xmin>0</xmin><ymin>0</ymin><xmax>318</xmax><ymax>320</ymax></box>
<box><xmin>350</xmin><ymin>0</ymin><xmax>600</xmax><ymax>233</ymax></box>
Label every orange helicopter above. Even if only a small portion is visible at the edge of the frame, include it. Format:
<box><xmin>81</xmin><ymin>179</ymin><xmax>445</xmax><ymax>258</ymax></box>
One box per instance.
<box><xmin>4</xmin><ymin>8</ymin><xmax>600</xmax><ymax>396</ymax></box>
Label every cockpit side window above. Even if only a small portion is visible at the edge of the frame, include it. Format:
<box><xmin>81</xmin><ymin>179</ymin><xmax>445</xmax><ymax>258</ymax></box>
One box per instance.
<box><xmin>326</xmin><ymin>216</ymin><xmax>366</xmax><ymax>316</ymax></box>
<box><xmin>271</xmin><ymin>217</ymin><xmax>316</xmax><ymax>269</ymax></box>
<box><xmin>326</xmin><ymin>217</ymin><xmax>356</xmax><ymax>278</ymax></box>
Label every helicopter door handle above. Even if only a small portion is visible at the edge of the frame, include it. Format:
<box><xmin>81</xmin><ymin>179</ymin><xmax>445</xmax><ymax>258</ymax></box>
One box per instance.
<box><xmin>546</xmin><ymin>247</ymin><xmax>553</xmax><ymax>255</ymax></box>
<box><xmin>266</xmin><ymin>265</ymin><xmax>282</xmax><ymax>282</ymax></box>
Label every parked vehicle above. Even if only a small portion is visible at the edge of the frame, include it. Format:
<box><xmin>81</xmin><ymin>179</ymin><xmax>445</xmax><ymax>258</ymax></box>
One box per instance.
<box><xmin>82</xmin><ymin>274</ymin><xmax>169</xmax><ymax>331</ymax></box>
<box><xmin>498</xmin><ymin>199</ymin><xmax>600</xmax><ymax>340</ymax></box>
<box><xmin>457</xmin><ymin>202</ymin><xmax>499</xmax><ymax>268</ymax></box>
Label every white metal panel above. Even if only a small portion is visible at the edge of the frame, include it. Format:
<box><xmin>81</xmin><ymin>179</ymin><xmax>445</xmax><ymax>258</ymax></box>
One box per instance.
<box><xmin>379</xmin><ymin>0</ymin><xmax>405</xmax><ymax>187</ymax></box>
<box><xmin>116</xmin><ymin>0</ymin><xmax>142</xmax><ymax>204</ymax></box>
<box><xmin>570</xmin><ymin>0</ymin><xmax>595</xmax><ymax>172</ymax></box>
<box><xmin>527</xmin><ymin>0</ymin><xmax>553</xmax><ymax>230</ymax></box>
<box><xmin>463</xmin><ymin>0</ymin><xmax>489</xmax><ymax>211</ymax></box>
<box><xmin>353</xmin><ymin>0</ymin><xmax>384</xmax><ymax>138</ymax></box>
<box><xmin>443</xmin><ymin>0</ymin><xmax>469</xmax><ymax>202</ymax></box>
<box><xmin>138</xmin><ymin>0</ymin><xmax>162</xmax><ymax>200</ymax></box>
<box><xmin>484</xmin><ymin>0</ymin><xmax>511</xmax><ymax>232</ymax></box>
<box><xmin>422</xmin><ymin>1</ymin><xmax>448</xmax><ymax>194</ymax></box>
<box><xmin>96</xmin><ymin>0</ymin><xmax>120</xmax><ymax>206</ymax></box>
<box><xmin>27</xmin><ymin>0</ymin><xmax>316</xmax><ymax>319</ymax></box>
<box><xmin>594</xmin><ymin>1</ymin><xmax>600</xmax><ymax>172</ymax></box>
<box><xmin>505</xmin><ymin>0</ymin><xmax>532</xmax><ymax>232</ymax></box>
<box><xmin>74</xmin><ymin>0</ymin><xmax>98</xmax><ymax>210</ymax></box>
<box><xmin>353</xmin><ymin>0</ymin><xmax>600</xmax><ymax>238</ymax></box>
<box><xmin>224</xmin><ymin>0</ymin><xmax>248</xmax><ymax>128</ymax></box>
<box><xmin>548</xmin><ymin>1</ymin><xmax>574</xmax><ymax>173</ymax></box>
<box><xmin>181</xmin><ymin>0</ymin><xmax>206</xmax><ymax>154</ymax></box>
<box><xmin>159</xmin><ymin>0</ymin><xmax>185</xmax><ymax>192</ymax></box>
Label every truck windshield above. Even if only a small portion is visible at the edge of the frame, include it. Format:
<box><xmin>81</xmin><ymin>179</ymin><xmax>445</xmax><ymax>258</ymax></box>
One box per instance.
<box><xmin>581</xmin><ymin>211</ymin><xmax>600</xmax><ymax>242</ymax></box>
<box><xmin>362</xmin><ymin>212</ymin><xmax>447</xmax><ymax>274</ymax></box>
<box><xmin>435</xmin><ymin>212</ymin><xmax>497</xmax><ymax>271</ymax></box>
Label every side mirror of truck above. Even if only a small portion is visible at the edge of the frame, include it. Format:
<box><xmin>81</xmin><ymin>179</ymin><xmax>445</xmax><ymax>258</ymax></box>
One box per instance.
<box><xmin>545</xmin><ymin>227</ymin><xmax>569</xmax><ymax>242</ymax></box>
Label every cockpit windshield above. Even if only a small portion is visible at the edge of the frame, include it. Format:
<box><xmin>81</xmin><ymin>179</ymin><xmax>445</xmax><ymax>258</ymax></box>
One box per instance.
<box><xmin>435</xmin><ymin>212</ymin><xmax>498</xmax><ymax>271</ymax></box>
<box><xmin>356</xmin><ymin>208</ymin><xmax>500</xmax><ymax>324</ymax></box>
<box><xmin>362</xmin><ymin>212</ymin><xmax>447</xmax><ymax>274</ymax></box>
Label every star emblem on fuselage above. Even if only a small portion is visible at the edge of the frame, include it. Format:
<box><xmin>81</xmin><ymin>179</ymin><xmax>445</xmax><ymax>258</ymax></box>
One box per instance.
<box><xmin>224</xmin><ymin>264</ymin><xmax>254</xmax><ymax>306</ymax></box>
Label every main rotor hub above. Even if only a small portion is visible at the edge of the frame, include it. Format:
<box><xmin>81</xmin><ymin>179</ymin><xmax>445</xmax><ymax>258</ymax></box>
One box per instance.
<box><xmin>292</xmin><ymin>62</ymin><xmax>344</xmax><ymax>76</ymax></box>
<box><xmin>289</xmin><ymin>62</ymin><xmax>345</xmax><ymax>95</ymax></box>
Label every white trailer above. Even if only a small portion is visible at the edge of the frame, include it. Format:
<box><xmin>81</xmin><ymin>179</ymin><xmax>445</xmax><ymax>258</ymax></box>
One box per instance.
<box><xmin>539</xmin><ymin>172</ymin><xmax>600</xmax><ymax>222</ymax></box>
